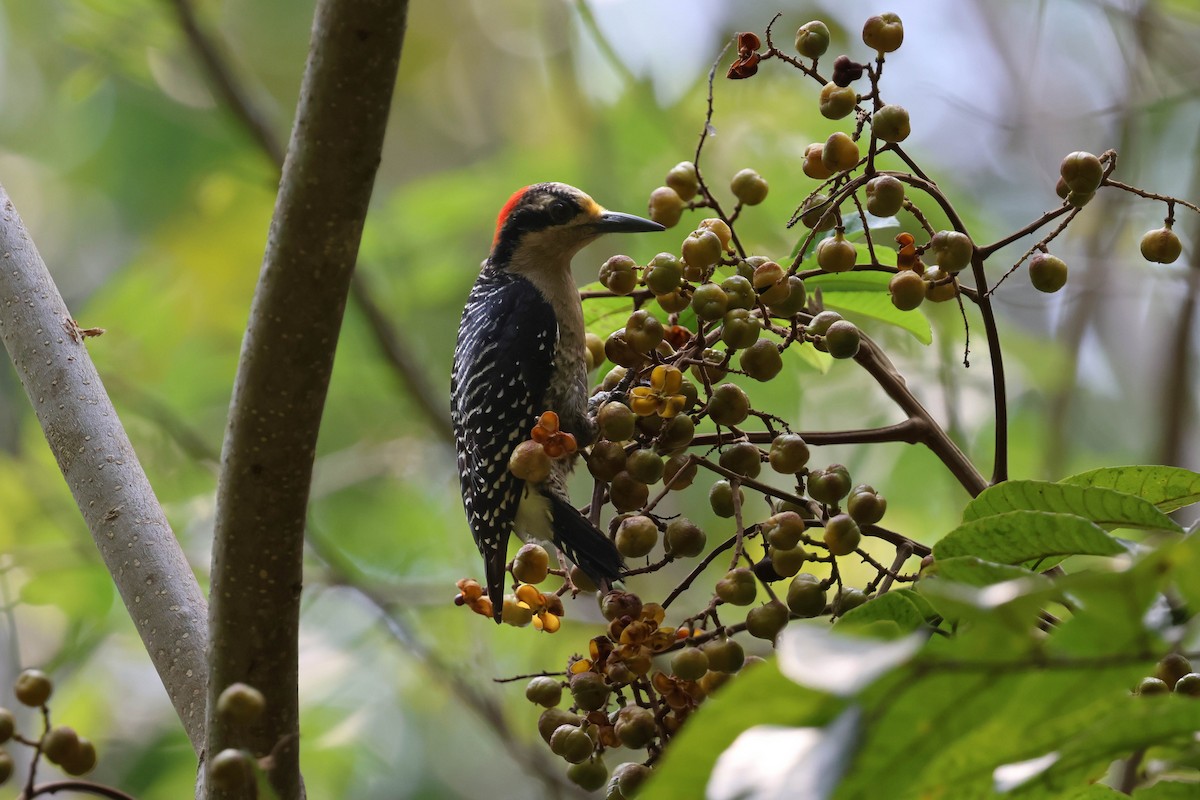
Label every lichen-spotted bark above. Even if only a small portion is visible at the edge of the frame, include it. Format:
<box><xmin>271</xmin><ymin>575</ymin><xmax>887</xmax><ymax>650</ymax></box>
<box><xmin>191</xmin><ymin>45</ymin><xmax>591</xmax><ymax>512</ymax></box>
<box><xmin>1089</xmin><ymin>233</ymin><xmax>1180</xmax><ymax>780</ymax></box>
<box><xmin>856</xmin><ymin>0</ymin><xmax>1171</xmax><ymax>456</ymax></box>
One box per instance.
<box><xmin>203</xmin><ymin>1</ymin><xmax>409</xmax><ymax>798</ymax></box>
<box><xmin>0</xmin><ymin>186</ymin><xmax>209</xmax><ymax>750</ymax></box>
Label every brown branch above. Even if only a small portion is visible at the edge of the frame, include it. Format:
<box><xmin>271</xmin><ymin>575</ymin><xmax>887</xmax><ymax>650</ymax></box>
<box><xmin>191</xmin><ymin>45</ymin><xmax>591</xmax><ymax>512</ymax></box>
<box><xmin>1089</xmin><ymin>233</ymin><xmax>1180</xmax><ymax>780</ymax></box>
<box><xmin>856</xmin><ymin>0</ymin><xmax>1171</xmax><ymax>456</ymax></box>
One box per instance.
<box><xmin>163</xmin><ymin>0</ymin><xmax>285</xmax><ymax>167</ymax></box>
<box><xmin>0</xmin><ymin>186</ymin><xmax>209</xmax><ymax>751</ymax></box>
<box><xmin>21</xmin><ymin>780</ymin><xmax>139</xmax><ymax>800</ymax></box>
<box><xmin>204</xmin><ymin>2</ymin><xmax>409</xmax><ymax>798</ymax></box>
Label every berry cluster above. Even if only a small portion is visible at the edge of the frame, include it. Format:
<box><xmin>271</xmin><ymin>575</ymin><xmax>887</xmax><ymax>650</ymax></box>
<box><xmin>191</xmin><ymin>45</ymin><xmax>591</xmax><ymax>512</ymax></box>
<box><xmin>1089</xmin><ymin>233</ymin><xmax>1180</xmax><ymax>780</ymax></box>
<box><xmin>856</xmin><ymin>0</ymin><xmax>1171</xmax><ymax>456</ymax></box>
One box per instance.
<box><xmin>458</xmin><ymin>10</ymin><xmax>1196</xmax><ymax>794</ymax></box>
<box><xmin>1134</xmin><ymin>653</ymin><xmax>1200</xmax><ymax>698</ymax></box>
<box><xmin>0</xmin><ymin>669</ymin><xmax>98</xmax><ymax>790</ymax></box>
<box><xmin>206</xmin><ymin>682</ymin><xmax>268</xmax><ymax>792</ymax></box>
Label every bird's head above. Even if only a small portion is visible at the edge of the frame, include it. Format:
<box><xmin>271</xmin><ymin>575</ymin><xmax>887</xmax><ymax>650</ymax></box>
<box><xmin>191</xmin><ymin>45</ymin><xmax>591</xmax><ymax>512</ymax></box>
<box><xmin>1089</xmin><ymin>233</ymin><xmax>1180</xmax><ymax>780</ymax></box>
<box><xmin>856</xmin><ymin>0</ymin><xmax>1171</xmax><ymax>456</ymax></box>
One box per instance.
<box><xmin>489</xmin><ymin>183</ymin><xmax>664</xmax><ymax>274</ymax></box>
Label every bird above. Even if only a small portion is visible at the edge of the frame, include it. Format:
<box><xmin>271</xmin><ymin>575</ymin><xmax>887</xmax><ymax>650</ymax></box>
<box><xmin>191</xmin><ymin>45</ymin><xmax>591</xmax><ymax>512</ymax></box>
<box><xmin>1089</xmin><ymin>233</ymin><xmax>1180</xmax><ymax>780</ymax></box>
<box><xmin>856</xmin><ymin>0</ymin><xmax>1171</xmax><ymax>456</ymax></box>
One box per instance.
<box><xmin>451</xmin><ymin>182</ymin><xmax>664</xmax><ymax>621</ymax></box>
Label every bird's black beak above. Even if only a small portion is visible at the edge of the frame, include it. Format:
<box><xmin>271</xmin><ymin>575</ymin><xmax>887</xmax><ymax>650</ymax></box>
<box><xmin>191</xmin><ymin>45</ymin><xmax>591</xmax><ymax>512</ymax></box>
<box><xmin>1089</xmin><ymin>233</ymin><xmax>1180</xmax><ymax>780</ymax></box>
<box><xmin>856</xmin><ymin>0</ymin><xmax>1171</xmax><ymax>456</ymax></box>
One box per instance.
<box><xmin>592</xmin><ymin>211</ymin><xmax>665</xmax><ymax>234</ymax></box>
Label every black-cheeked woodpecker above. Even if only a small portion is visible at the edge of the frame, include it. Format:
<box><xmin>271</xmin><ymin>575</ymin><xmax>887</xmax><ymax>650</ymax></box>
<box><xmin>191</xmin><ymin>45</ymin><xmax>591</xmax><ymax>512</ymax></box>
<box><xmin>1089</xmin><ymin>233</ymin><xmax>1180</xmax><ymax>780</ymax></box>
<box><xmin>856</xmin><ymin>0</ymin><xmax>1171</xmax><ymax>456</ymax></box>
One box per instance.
<box><xmin>451</xmin><ymin>183</ymin><xmax>663</xmax><ymax>621</ymax></box>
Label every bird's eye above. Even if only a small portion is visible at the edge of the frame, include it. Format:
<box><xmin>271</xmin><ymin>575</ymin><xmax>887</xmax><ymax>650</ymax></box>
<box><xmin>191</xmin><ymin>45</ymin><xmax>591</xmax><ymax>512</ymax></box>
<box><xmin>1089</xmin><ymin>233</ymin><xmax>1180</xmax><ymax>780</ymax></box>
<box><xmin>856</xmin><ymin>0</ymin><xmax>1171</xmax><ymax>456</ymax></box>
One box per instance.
<box><xmin>547</xmin><ymin>199</ymin><xmax>573</xmax><ymax>225</ymax></box>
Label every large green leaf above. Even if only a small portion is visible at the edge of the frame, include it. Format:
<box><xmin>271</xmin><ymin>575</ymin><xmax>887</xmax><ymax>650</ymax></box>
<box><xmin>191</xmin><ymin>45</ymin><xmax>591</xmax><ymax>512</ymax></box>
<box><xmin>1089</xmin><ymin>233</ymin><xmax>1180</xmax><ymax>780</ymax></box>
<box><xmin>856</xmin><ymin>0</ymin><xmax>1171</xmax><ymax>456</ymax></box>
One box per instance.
<box><xmin>640</xmin><ymin>660</ymin><xmax>842</xmax><ymax>800</ymax></box>
<box><xmin>835</xmin><ymin>589</ymin><xmax>931</xmax><ymax>633</ymax></box>
<box><xmin>933</xmin><ymin>511</ymin><xmax>1125</xmax><ymax>563</ymax></box>
<box><xmin>807</xmin><ymin>268</ymin><xmax>932</xmax><ymax>344</ymax></box>
<box><xmin>1060</xmin><ymin>465</ymin><xmax>1200</xmax><ymax>513</ymax></box>
<box><xmin>963</xmin><ymin>480</ymin><xmax>1182</xmax><ymax>533</ymax></box>
<box><xmin>924</xmin><ymin>556</ymin><xmax>1044</xmax><ymax>587</ymax></box>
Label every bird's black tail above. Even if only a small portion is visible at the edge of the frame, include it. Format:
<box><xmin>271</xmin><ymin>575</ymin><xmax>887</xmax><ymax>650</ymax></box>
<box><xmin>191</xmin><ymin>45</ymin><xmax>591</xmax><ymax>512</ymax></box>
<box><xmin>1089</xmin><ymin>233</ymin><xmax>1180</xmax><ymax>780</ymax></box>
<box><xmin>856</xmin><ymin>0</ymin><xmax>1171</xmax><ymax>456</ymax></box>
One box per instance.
<box><xmin>548</xmin><ymin>492</ymin><xmax>624</xmax><ymax>589</ymax></box>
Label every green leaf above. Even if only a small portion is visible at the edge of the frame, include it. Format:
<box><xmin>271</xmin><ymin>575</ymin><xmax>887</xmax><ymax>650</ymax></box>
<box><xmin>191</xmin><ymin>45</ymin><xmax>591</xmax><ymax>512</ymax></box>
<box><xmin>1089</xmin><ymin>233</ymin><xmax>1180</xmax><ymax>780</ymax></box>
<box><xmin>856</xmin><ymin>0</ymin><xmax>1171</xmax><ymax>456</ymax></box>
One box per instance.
<box><xmin>580</xmin><ymin>281</ymin><xmax>635</xmax><ymax>338</ymax></box>
<box><xmin>806</xmin><ymin>269</ymin><xmax>931</xmax><ymax>344</ymax></box>
<box><xmin>933</xmin><ymin>511</ymin><xmax>1126</xmax><ymax>564</ymax></box>
<box><xmin>1060</xmin><ymin>465</ymin><xmax>1200</xmax><ymax>513</ymax></box>
<box><xmin>836</xmin><ymin>590</ymin><xmax>930</xmax><ymax>633</ymax></box>
<box><xmin>1135</xmin><ymin>782</ymin><xmax>1200</xmax><ymax>799</ymax></box>
<box><xmin>640</xmin><ymin>660</ymin><xmax>841</xmax><ymax>800</ymax></box>
<box><xmin>1006</xmin><ymin>698</ymin><xmax>1200</xmax><ymax>796</ymax></box>
<box><xmin>19</xmin><ymin>564</ymin><xmax>116</xmax><ymax>620</ymax></box>
<box><xmin>785</xmin><ymin>338</ymin><xmax>832</xmax><ymax>373</ymax></box>
<box><xmin>924</xmin><ymin>556</ymin><xmax>1043</xmax><ymax>587</ymax></box>
<box><xmin>843</xmin><ymin>214</ymin><xmax>901</xmax><ymax>240</ymax></box>
<box><xmin>963</xmin><ymin>480</ymin><xmax>1183</xmax><ymax>533</ymax></box>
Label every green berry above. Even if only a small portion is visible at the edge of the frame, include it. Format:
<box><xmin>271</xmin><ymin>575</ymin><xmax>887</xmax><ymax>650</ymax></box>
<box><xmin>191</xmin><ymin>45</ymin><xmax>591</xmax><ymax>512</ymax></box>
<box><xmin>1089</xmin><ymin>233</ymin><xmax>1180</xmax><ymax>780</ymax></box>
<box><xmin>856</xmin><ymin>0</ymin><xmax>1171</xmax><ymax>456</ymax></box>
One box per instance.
<box><xmin>739</xmin><ymin>339</ymin><xmax>783</xmax><ymax>381</ymax></box>
<box><xmin>803</xmin><ymin>143</ymin><xmax>833</xmax><ymax>180</ymax></box>
<box><xmin>644</xmin><ymin>253</ymin><xmax>683</xmax><ymax>295</ymax></box>
<box><xmin>208</xmin><ymin>748</ymin><xmax>254</xmax><ymax>792</ymax></box>
<box><xmin>1059</xmin><ymin>151</ymin><xmax>1103</xmax><ymax>194</ymax></box>
<box><xmin>1156</xmin><ymin>653</ymin><xmax>1193</xmax><ymax>689</ymax></box>
<box><xmin>806</xmin><ymin>310</ymin><xmax>842</xmax><ymax>335</ymax></box>
<box><xmin>889</xmin><ymin>269</ymin><xmax>926</xmax><ymax>311</ymax></box>
<box><xmin>614</xmin><ymin>705</ymin><xmax>656</xmax><ymax>748</ymax></box>
<box><xmin>823</xmin><ymin>320</ymin><xmax>861</xmax><ymax>359</ymax></box>
<box><xmin>929</xmin><ymin>230</ymin><xmax>974</xmax><ymax>273</ymax></box>
<box><xmin>1136</xmin><ymin>677</ymin><xmax>1170</xmax><ymax>696</ymax></box>
<box><xmin>525</xmin><ymin>676</ymin><xmax>563</xmax><ymax>708</ymax></box>
<box><xmin>1140</xmin><ymin>226</ymin><xmax>1183</xmax><ymax>264</ymax></box>
<box><xmin>715</xmin><ymin>567</ymin><xmax>757</xmax><ymax>606</ymax></box>
<box><xmin>847</xmin><ymin>490</ymin><xmax>887</xmax><ymax>525</ymax></box>
<box><xmin>671</xmin><ymin>647</ymin><xmax>710</xmax><ymax>681</ymax></box>
<box><xmin>666</xmin><ymin>162</ymin><xmax>700</xmax><ymax>202</ymax></box>
<box><xmin>721</xmin><ymin>275</ymin><xmax>757</xmax><ymax>310</ymax></box>
<box><xmin>692</xmin><ymin>282</ymin><xmax>730</xmax><ymax>321</ymax></box>
<box><xmin>819</xmin><ymin>82</ymin><xmax>857</xmax><ymax>120</ymax></box>
<box><xmin>570</xmin><ymin>672</ymin><xmax>611</xmax><ymax>712</ymax></box>
<box><xmin>872</xmin><ymin>105</ymin><xmax>910</xmax><ymax>143</ymax></box>
<box><xmin>764</xmin><ymin>511</ymin><xmax>806</xmax><ymax>550</ymax></box>
<box><xmin>767</xmin><ymin>276</ymin><xmax>807</xmax><ymax>317</ymax></box>
<box><xmin>795</xmin><ymin>21</ymin><xmax>830</xmax><ymax>59</ymax></box>
<box><xmin>567</xmin><ymin>758</ymin><xmax>609</xmax><ymax>791</ymax></box>
<box><xmin>703</xmin><ymin>638</ymin><xmax>745</xmax><ymax>673</ymax></box>
<box><xmin>708</xmin><ymin>479</ymin><xmax>743</xmax><ymax>518</ymax></box>
<box><xmin>865</xmin><ymin>175</ymin><xmax>905</xmax><ymax>217</ymax></box>
<box><xmin>550</xmin><ymin>724</ymin><xmax>595</xmax><ymax>764</ymax></box>
<box><xmin>1174</xmin><ymin>673</ymin><xmax>1200</xmax><ymax>697</ymax></box>
<box><xmin>538</xmin><ymin>707</ymin><xmax>582</xmax><ymax>743</ymax></box>
<box><xmin>1028</xmin><ymin>253</ymin><xmax>1068</xmax><ymax>293</ymax></box>
<box><xmin>769</xmin><ymin>434</ymin><xmax>811</xmax><ymax>473</ymax></box>
<box><xmin>648</xmin><ymin>187</ymin><xmax>684</xmax><ymax>228</ymax></box>
<box><xmin>682</xmin><ymin>228</ymin><xmax>724</xmax><ymax>271</ymax></box>
<box><xmin>61</xmin><ymin>737</ymin><xmax>97</xmax><ymax>776</ymax></box>
<box><xmin>0</xmin><ymin>709</ymin><xmax>13</xmax><ymax>744</ymax></box>
<box><xmin>786</xmin><ymin>573</ymin><xmax>827</xmax><ymax>617</ymax></box>
<box><xmin>731</xmin><ymin>169</ymin><xmax>769</xmax><ymax>205</ymax></box>
<box><xmin>600</xmin><ymin>254</ymin><xmax>639</xmax><ymax>295</ymax></box>
<box><xmin>598</xmin><ymin>401</ymin><xmax>636</xmax><ymax>442</ymax></box>
<box><xmin>721</xmin><ymin>308</ymin><xmax>762</xmax><ymax>350</ymax></box>
<box><xmin>862</xmin><ymin>12</ymin><xmax>904</xmax><ymax>53</ymax></box>
<box><xmin>13</xmin><ymin>669</ymin><xmax>52</xmax><ymax>708</ymax></box>
<box><xmin>718</xmin><ymin>442</ymin><xmax>762</xmax><ymax>478</ymax></box>
<box><xmin>799</xmin><ymin>193</ymin><xmax>837</xmax><ymax>231</ymax></box>
<box><xmin>708</xmin><ymin>383</ymin><xmax>750</xmax><ymax>426</ymax></box>
<box><xmin>746</xmin><ymin>601</ymin><xmax>789</xmax><ymax>640</ymax></box>
<box><xmin>217</xmin><ymin>682</ymin><xmax>267</xmax><ymax>726</ymax></box>
<box><xmin>823</xmin><ymin>514</ymin><xmax>862</xmax><ymax>556</ymax></box>
<box><xmin>822</xmin><ymin>132</ymin><xmax>860</xmax><ymax>173</ymax></box>
<box><xmin>817</xmin><ymin>235</ymin><xmax>858</xmax><ymax>273</ymax></box>
<box><xmin>665</xmin><ymin>517</ymin><xmax>706</xmax><ymax>557</ymax></box>
<box><xmin>616</xmin><ymin>515</ymin><xmax>659</xmax><ymax>559</ymax></box>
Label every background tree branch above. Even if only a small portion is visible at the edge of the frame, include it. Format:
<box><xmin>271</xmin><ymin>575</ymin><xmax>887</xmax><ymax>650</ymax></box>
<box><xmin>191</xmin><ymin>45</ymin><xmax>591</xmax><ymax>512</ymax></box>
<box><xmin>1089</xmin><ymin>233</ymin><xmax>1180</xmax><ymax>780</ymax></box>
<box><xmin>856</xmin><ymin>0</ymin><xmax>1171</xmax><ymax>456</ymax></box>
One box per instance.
<box><xmin>0</xmin><ymin>185</ymin><xmax>209</xmax><ymax>751</ymax></box>
<box><xmin>164</xmin><ymin>0</ymin><xmax>453</xmax><ymax>443</ymax></box>
<box><xmin>203</xmin><ymin>0</ymin><xmax>408</xmax><ymax>797</ymax></box>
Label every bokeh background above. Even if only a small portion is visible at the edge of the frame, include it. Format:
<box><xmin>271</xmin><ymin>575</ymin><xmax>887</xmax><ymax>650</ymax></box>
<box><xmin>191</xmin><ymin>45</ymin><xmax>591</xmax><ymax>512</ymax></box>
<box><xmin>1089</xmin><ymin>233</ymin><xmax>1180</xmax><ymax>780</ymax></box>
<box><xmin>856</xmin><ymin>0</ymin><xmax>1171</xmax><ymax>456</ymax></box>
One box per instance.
<box><xmin>0</xmin><ymin>0</ymin><xmax>1197</xmax><ymax>797</ymax></box>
